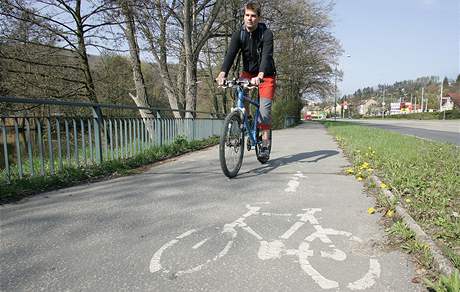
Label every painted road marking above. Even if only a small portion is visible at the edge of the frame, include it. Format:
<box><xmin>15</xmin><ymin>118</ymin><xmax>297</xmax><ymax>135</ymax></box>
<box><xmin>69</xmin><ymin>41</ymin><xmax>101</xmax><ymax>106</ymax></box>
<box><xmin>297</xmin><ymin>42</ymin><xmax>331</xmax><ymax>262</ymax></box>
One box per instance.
<box><xmin>285</xmin><ymin>171</ymin><xmax>306</xmax><ymax>192</ymax></box>
<box><xmin>150</xmin><ymin>203</ymin><xmax>381</xmax><ymax>290</ymax></box>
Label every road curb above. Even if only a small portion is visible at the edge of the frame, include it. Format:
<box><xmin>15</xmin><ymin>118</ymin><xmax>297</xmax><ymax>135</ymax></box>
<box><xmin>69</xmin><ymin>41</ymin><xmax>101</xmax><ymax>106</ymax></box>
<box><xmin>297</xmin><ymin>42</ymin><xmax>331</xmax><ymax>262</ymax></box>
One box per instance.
<box><xmin>369</xmin><ymin>174</ymin><xmax>457</xmax><ymax>276</ymax></box>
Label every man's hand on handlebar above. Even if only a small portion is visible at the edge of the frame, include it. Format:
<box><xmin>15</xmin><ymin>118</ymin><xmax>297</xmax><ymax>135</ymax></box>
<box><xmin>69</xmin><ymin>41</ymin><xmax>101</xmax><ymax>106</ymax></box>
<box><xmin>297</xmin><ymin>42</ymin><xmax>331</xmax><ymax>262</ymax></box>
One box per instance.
<box><xmin>216</xmin><ymin>72</ymin><xmax>226</xmax><ymax>86</ymax></box>
<box><xmin>250</xmin><ymin>76</ymin><xmax>263</xmax><ymax>86</ymax></box>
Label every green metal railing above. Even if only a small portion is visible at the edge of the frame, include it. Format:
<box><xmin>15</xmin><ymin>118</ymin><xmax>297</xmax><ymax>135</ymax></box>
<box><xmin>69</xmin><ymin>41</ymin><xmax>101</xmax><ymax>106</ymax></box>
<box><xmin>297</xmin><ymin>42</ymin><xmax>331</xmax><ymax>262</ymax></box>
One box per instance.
<box><xmin>0</xmin><ymin>97</ymin><xmax>223</xmax><ymax>183</ymax></box>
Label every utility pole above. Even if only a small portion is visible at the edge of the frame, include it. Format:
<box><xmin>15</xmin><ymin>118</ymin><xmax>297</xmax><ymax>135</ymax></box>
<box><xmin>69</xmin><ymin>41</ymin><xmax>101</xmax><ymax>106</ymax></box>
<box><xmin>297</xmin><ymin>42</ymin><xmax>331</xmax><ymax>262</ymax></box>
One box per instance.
<box><xmin>440</xmin><ymin>81</ymin><xmax>446</xmax><ymax>120</ymax></box>
<box><xmin>421</xmin><ymin>87</ymin><xmax>424</xmax><ymax>112</ymax></box>
<box><xmin>439</xmin><ymin>81</ymin><xmax>443</xmax><ymax>112</ymax></box>
<box><xmin>334</xmin><ymin>66</ymin><xmax>337</xmax><ymax>121</ymax></box>
<box><xmin>382</xmin><ymin>87</ymin><xmax>385</xmax><ymax>119</ymax></box>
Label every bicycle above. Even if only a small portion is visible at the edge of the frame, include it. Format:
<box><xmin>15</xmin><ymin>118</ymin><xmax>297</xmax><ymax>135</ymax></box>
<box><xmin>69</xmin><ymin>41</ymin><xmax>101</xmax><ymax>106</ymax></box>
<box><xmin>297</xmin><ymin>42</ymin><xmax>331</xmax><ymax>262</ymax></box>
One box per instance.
<box><xmin>218</xmin><ymin>79</ymin><xmax>272</xmax><ymax>178</ymax></box>
<box><xmin>149</xmin><ymin>203</ymin><xmax>381</xmax><ymax>290</ymax></box>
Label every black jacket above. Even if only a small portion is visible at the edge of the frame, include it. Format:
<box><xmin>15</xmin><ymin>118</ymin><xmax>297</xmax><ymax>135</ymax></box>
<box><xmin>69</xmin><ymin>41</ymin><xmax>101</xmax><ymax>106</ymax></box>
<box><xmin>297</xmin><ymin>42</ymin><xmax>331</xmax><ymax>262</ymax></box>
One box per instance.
<box><xmin>221</xmin><ymin>23</ymin><xmax>276</xmax><ymax>77</ymax></box>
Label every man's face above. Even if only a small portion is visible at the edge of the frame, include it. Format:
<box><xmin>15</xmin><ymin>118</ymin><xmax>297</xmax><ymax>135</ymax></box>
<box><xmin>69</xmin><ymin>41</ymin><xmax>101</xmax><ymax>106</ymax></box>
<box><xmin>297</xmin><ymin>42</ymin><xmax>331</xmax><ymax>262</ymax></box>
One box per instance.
<box><xmin>244</xmin><ymin>8</ymin><xmax>260</xmax><ymax>31</ymax></box>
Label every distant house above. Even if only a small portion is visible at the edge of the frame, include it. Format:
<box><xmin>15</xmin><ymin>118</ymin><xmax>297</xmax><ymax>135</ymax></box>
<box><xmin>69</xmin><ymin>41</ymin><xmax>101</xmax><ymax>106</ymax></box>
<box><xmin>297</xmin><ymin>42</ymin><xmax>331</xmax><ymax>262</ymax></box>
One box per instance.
<box><xmin>444</xmin><ymin>92</ymin><xmax>460</xmax><ymax>110</ymax></box>
<box><xmin>323</xmin><ymin>103</ymin><xmax>342</xmax><ymax>117</ymax></box>
<box><xmin>358</xmin><ymin>99</ymin><xmax>378</xmax><ymax>115</ymax></box>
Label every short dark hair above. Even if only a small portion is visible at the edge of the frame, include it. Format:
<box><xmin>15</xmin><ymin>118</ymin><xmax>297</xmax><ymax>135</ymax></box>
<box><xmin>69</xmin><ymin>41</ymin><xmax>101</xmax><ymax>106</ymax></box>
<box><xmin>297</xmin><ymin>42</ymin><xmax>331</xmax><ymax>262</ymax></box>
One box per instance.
<box><xmin>244</xmin><ymin>2</ymin><xmax>261</xmax><ymax>17</ymax></box>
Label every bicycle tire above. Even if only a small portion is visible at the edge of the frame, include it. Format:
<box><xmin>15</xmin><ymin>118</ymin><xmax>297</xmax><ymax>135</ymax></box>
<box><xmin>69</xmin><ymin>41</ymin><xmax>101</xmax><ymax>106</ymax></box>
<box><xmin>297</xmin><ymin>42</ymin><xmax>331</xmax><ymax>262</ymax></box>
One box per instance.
<box><xmin>255</xmin><ymin>128</ymin><xmax>272</xmax><ymax>164</ymax></box>
<box><xmin>219</xmin><ymin>111</ymin><xmax>244</xmax><ymax>178</ymax></box>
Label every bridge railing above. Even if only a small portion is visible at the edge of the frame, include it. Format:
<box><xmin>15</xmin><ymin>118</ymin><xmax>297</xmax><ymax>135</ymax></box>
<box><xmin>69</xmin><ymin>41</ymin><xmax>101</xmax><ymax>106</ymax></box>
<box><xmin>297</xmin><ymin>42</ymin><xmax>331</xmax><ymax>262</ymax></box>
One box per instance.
<box><xmin>0</xmin><ymin>97</ymin><xmax>223</xmax><ymax>183</ymax></box>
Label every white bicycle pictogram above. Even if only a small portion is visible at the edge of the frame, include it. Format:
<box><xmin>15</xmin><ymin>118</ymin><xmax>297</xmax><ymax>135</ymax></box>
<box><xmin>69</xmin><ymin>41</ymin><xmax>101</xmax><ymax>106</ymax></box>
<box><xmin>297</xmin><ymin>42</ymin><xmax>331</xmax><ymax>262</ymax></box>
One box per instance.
<box><xmin>150</xmin><ymin>203</ymin><xmax>381</xmax><ymax>290</ymax></box>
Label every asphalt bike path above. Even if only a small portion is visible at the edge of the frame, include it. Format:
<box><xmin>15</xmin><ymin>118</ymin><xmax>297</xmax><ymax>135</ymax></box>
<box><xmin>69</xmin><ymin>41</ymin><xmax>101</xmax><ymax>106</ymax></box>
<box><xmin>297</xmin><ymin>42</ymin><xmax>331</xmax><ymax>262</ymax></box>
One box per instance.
<box><xmin>1</xmin><ymin>123</ymin><xmax>422</xmax><ymax>291</ymax></box>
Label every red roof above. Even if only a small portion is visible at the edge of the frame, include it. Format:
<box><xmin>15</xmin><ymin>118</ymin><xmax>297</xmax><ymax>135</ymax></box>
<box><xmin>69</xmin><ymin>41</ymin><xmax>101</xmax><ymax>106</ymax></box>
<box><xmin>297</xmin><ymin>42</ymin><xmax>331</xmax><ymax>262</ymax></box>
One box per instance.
<box><xmin>447</xmin><ymin>92</ymin><xmax>460</xmax><ymax>107</ymax></box>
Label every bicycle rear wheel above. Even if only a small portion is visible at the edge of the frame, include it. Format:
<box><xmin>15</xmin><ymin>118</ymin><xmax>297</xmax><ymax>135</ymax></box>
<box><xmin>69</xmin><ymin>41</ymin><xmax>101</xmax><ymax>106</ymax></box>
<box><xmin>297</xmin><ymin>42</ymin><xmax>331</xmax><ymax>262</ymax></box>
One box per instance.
<box><xmin>255</xmin><ymin>128</ymin><xmax>272</xmax><ymax>164</ymax></box>
<box><xmin>219</xmin><ymin>111</ymin><xmax>244</xmax><ymax>178</ymax></box>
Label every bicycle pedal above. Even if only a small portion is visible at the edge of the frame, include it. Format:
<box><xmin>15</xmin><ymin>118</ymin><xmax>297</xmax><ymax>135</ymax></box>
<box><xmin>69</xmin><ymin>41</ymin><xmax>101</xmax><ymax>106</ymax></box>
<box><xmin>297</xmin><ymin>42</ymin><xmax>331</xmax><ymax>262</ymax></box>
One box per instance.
<box><xmin>246</xmin><ymin>139</ymin><xmax>251</xmax><ymax>151</ymax></box>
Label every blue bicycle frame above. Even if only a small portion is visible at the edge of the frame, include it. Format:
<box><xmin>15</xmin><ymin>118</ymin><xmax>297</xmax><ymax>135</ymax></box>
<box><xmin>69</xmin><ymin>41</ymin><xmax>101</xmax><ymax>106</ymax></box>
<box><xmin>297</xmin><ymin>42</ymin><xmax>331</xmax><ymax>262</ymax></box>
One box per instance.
<box><xmin>235</xmin><ymin>86</ymin><xmax>260</xmax><ymax>150</ymax></box>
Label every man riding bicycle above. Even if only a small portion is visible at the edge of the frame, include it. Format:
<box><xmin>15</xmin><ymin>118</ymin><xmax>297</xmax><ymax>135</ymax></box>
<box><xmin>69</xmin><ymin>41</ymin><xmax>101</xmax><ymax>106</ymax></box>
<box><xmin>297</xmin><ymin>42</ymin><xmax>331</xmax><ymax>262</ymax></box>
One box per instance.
<box><xmin>216</xmin><ymin>2</ymin><xmax>276</xmax><ymax>159</ymax></box>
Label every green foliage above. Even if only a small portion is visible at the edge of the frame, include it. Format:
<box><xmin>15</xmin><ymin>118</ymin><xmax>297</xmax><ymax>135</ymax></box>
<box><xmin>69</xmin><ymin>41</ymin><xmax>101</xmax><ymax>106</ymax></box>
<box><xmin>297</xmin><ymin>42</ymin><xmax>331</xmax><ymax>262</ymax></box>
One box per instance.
<box><xmin>387</xmin><ymin>221</ymin><xmax>416</xmax><ymax>242</ymax></box>
<box><xmin>443</xmin><ymin>109</ymin><xmax>460</xmax><ymax>119</ymax></box>
<box><xmin>272</xmin><ymin>98</ymin><xmax>302</xmax><ymax>129</ymax></box>
<box><xmin>425</xmin><ymin>270</ymin><xmax>460</xmax><ymax>292</ymax></box>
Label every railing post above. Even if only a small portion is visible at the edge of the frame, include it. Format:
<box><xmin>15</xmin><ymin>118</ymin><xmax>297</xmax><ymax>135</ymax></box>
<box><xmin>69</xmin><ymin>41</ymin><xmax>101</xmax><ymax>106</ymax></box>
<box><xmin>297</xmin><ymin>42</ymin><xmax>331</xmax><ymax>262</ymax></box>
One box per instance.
<box><xmin>92</xmin><ymin>106</ymin><xmax>103</xmax><ymax>164</ymax></box>
<box><xmin>192</xmin><ymin>118</ymin><xmax>196</xmax><ymax>141</ymax></box>
<box><xmin>1</xmin><ymin>118</ymin><xmax>10</xmax><ymax>183</ymax></box>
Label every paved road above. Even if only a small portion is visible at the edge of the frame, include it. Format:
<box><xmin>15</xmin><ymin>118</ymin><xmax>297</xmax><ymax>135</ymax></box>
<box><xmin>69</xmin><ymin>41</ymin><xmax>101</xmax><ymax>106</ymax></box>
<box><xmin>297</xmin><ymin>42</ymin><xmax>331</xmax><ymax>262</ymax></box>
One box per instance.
<box><xmin>343</xmin><ymin>119</ymin><xmax>460</xmax><ymax>145</ymax></box>
<box><xmin>1</xmin><ymin>123</ymin><xmax>422</xmax><ymax>291</ymax></box>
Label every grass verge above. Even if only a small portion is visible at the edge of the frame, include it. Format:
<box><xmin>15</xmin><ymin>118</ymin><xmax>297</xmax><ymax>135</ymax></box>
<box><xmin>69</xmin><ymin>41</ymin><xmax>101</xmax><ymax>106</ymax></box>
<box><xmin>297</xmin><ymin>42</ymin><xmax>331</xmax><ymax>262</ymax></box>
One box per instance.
<box><xmin>0</xmin><ymin>136</ymin><xmax>219</xmax><ymax>204</ymax></box>
<box><xmin>323</xmin><ymin>121</ymin><xmax>460</xmax><ymax>273</ymax></box>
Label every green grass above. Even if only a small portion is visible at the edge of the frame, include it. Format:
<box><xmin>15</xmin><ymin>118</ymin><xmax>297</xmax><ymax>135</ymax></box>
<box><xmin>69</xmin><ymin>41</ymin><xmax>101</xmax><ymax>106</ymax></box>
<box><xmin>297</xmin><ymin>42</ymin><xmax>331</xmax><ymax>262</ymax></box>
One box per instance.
<box><xmin>425</xmin><ymin>270</ymin><xmax>460</xmax><ymax>292</ymax></box>
<box><xmin>324</xmin><ymin>121</ymin><xmax>460</xmax><ymax>270</ymax></box>
<box><xmin>0</xmin><ymin>136</ymin><xmax>219</xmax><ymax>203</ymax></box>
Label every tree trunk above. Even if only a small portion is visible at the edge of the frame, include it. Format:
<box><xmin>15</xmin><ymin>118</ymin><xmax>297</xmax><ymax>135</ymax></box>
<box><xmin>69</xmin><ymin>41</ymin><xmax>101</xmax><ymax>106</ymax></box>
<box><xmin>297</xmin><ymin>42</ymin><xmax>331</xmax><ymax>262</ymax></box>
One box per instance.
<box><xmin>177</xmin><ymin>49</ymin><xmax>186</xmax><ymax>118</ymax></box>
<box><xmin>183</xmin><ymin>0</ymin><xmax>195</xmax><ymax>118</ymax></box>
<box><xmin>75</xmin><ymin>0</ymin><xmax>98</xmax><ymax>104</ymax></box>
<box><xmin>119</xmin><ymin>0</ymin><xmax>155</xmax><ymax>139</ymax></box>
<box><xmin>184</xmin><ymin>56</ymin><xmax>198</xmax><ymax>118</ymax></box>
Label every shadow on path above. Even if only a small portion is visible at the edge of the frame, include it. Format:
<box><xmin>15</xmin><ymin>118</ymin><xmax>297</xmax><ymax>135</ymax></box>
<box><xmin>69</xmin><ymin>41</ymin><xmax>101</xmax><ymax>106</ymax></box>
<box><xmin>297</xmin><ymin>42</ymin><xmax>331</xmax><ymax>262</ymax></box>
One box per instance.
<box><xmin>237</xmin><ymin>150</ymin><xmax>339</xmax><ymax>178</ymax></box>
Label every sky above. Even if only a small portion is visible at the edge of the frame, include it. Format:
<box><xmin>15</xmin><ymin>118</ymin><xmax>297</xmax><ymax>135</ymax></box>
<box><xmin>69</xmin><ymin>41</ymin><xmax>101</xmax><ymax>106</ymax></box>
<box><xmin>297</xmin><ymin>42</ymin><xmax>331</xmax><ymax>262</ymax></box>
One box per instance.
<box><xmin>331</xmin><ymin>0</ymin><xmax>459</xmax><ymax>95</ymax></box>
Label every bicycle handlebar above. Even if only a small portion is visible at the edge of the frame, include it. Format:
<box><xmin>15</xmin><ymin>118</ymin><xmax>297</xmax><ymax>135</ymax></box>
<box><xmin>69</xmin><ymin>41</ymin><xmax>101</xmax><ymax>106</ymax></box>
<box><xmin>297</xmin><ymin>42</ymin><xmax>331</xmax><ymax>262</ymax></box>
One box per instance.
<box><xmin>215</xmin><ymin>78</ymin><xmax>263</xmax><ymax>89</ymax></box>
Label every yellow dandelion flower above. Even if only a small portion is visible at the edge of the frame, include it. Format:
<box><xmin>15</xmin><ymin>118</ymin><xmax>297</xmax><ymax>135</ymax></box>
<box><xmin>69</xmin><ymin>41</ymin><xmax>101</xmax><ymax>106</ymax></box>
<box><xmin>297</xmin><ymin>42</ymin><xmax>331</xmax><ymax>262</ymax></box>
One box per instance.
<box><xmin>380</xmin><ymin>183</ymin><xmax>388</xmax><ymax>189</ymax></box>
<box><xmin>357</xmin><ymin>177</ymin><xmax>363</xmax><ymax>181</ymax></box>
<box><xmin>405</xmin><ymin>198</ymin><xmax>412</xmax><ymax>203</ymax></box>
<box><xmin>367</xmin><ymin>207</ymin><xmax>376</xmax><ymax>214</ymax></box>
<box><xmin>386</xmin><ymin>209</ymin><xmax>395</xmax><ymax>217</ymax></box>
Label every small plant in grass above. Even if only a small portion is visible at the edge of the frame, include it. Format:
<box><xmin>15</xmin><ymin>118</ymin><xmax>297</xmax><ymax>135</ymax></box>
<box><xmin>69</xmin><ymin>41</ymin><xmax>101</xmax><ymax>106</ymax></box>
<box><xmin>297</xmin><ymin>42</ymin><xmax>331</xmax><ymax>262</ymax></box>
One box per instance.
<box><xmin>387</xmin><ymin>220</ymin><xmax>415</xmax><ymax>243</ymax></box>
<box><xmin>424</xmin><ymin>270</ymin><xmax>460</xmax><ymax>292</ymax></box>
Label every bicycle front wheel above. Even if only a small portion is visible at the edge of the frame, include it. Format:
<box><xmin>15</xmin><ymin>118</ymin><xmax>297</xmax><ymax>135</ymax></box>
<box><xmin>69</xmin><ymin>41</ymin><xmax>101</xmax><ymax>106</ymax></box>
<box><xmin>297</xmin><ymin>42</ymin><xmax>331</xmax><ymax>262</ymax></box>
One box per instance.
<box><xmin>219</xmin><ymin>111</ymin><xmax>244</xmax><ymax>178</ymax></box>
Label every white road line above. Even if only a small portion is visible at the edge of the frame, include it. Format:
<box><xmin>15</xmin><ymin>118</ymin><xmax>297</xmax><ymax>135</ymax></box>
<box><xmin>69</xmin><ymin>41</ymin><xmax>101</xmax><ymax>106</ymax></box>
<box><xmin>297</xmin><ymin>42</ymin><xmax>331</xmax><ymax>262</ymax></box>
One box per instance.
<box><xmin>347</xmin><ymin>258</ymin><xmax>381</xmax><ymax>290</ymax></box>
<box><xmin>241</xmin><ymin>225</ymin><xmax>263</xmax><ymax>240</ymax></box>
<box><xmin>280</xmin><ymin>222</ymin><xmax>305</xmax><ymax>239</ymax></box>
<box><xmin>149</xmin><ymin>239</ymin><xmax>179</xmax><ymax>273</ymax></box>
<box><xmin>192</xmin><ymin>238</ymin><xmax>209</xmax><ymax>249</ymax></box>
<box><xmin>298</xmin><ymin>242</ymin><xmax>339</xmax><ymax>289</ymax></box>
<box><xmin>258</xmin><ymin>240</ymin><xmax>285</xmax><ymax>260</ymax></box>
<box><xmin>177</xmin><ymin>229</ymin><xmax>196</xmax><ymax>239</ymax></box>
<box><xmin>284</xmin><ymin>171</ymin><xmax>306</xmax><ymax>192</ymax></box>
<box><xmin>320</xmin><ymin>248</ymin><xmax>347</xmax><ymax>261</ymax></box>
<box><xmin>261</xmin><ymin>212</ymin><xmax>292</xmax><ymax>217</ymax></box>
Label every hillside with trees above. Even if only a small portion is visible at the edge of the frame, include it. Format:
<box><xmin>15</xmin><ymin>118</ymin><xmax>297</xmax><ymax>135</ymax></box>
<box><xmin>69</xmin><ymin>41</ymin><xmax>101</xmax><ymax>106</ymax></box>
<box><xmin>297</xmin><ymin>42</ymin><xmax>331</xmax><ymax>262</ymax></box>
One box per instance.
<box><xmin>340</xmin><ymin>75</ymin><xmax>460</xmax><ymax>116</ymax></box>
<box><xmin>1</xmin><ymin>0</ymin><xmax>341</xmax><ymax>128</ymax></box>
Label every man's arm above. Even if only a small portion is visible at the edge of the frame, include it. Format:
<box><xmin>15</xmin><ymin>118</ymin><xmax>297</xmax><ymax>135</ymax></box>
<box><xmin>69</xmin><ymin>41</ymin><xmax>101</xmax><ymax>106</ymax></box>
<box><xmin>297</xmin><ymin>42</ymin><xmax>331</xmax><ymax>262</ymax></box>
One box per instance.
<box><xmin>220</xmin><ymin>31</ymin><xmax>241</xmax><ymax>77</ymax></box>
<box><xmin>258</xmin><ymin>29</ymin><xmax>273</xmax><ymax>76</ymax></box>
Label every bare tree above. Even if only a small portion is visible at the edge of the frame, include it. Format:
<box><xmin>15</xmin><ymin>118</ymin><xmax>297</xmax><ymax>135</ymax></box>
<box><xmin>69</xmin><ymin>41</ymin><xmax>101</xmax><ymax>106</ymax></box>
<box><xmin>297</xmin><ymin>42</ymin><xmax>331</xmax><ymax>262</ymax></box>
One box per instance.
<box><xmin>135</xmin><ymin>0</ymin><xmax>182</xmax><ymax>118</ymax></box>
<box><xmin>115</xmin><ymin>0</ymin><xmax>156</xmax><ymax>136</ymax></box>
<box><xmin>0</xmin><ymin>0</ymin><xmax>119</xmax><ymax>103</ymax></box>
<box><xmin>179</xmin><ymin>0</ymin><xmax>224</xmax><ymax>118</ymax></box>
